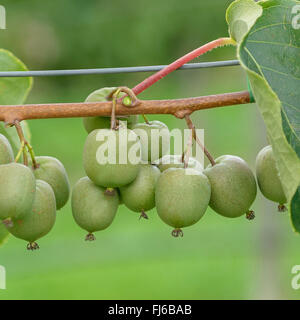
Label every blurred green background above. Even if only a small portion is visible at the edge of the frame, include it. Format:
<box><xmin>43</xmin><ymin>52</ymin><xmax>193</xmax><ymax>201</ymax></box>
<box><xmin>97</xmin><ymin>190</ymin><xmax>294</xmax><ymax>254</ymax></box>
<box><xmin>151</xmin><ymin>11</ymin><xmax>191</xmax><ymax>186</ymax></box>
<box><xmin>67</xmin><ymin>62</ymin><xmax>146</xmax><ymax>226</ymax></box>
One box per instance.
<box><xmin>0</xmin><ymin>0</ymin><xmax>299</xmax><ymax>300</ymax></box>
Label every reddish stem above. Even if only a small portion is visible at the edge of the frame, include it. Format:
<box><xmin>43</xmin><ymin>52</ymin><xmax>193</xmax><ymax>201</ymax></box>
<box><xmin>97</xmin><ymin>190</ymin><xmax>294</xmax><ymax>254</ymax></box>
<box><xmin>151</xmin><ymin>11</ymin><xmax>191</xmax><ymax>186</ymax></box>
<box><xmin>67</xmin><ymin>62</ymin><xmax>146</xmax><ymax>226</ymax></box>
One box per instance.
<box><xmin>132</xmin><ymin>37</ymin><xmax>234</xmax><ymax>96</ymax></box>
<box><xmin>185</xmin><ymin>115</ymin><xmax>216</xmax><ymax>166</ymax></box>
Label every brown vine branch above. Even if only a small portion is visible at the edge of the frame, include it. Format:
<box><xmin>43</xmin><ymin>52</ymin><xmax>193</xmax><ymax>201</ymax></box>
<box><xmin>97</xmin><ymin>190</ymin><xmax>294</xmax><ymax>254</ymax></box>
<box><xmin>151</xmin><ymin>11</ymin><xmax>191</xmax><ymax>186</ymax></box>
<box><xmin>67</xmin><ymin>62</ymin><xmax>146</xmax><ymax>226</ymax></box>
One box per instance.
<box><xmin>0</xmin><ymin>91</ymin><xmax>251</xmax><ymax>123</ymax></box>
<box><xmin>184</xmin><ymin>114</ymin><xmax>216</xmax><ymax>166</ymax></box>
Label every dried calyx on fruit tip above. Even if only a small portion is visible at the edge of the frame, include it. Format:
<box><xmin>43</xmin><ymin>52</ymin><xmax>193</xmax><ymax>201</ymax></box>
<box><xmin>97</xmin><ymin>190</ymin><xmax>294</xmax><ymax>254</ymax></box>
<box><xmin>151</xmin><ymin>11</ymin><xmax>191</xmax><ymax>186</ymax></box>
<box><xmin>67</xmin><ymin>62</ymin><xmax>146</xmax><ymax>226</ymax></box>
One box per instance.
<box><xmin>139</xmin><ymin>210</ymin><xmax>149</xmax><ymax>220</ymax></box>
<box><xmin>85</xmin><ymin>233</ymin><xmax>96</xmax><ymax>241</ymax></box>
<box><xmin>246</xmin><ymin>210</ymin><xmax>255</xmax><ymax>221</ymax></box>
<box><xmin>105</xmin><ymin>188</ymin><xmax>116</xmax><ymax>196</ymax></box>
<box><xmin>278</xmin><ymin>204</ymin><xmax>287</xmax><ymax>213</ymax></box>
<box><xmin>27</xmin><ymin>242</ymin><xmax>40</xmax><ymax>251</ymax></box>
<box><xmin>171</xmin><ymin>229</ymin><xmax>184</xmax><ymax>238</ymax></box>
<box><xmin>2</xmin><ymin>218</ymin><xmax>13</xmax><ymax>228</ymax></box>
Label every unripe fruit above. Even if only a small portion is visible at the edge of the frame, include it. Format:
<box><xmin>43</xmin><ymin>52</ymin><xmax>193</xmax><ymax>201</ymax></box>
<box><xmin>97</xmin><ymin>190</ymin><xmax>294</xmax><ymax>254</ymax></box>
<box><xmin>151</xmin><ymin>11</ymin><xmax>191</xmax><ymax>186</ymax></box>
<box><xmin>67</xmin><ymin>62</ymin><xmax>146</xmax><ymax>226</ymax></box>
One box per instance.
<box><xmin>72</xmin><ymin>177</ymin><xmax>119</xmax><ymax>240</ymax></box>
<box><xmin>6</xmin><ymin>180</ymin><xmax>56</xmax><ymax>250</ymax></box>
<box><xmin>32</xmin><ymin>156</ymin><xmax>70</xmax><ymax>210</ymax></box>
<box><xmin>204</xmin><ymin>155</ymin><xmax>257</xmax><ymax>218</ymax></box>
<box><xmin>155</xmin><ymin>168</ymin><xmax>211</xmax><ymax>236</ymax></box>
<box><xmin>0</xmin><ymin>134</ymin><xmax>14</xmax><ymax>164</ymax></box>
<box><xmin>83</xmin><ymin>87</ymin><xmax>138</xmax><ymax>133</ymax></box>
<box><xmin>256</xmin><ymin>145</ymin><xmax>287</xmax><ymax>207</ymax></box>
<box><xmin>83</xmin><ymin>127</ymin><xmax>141</xmax><ymax>188</ymax></box>
<box><xmin>157</xmin><ymin>154</ymin><xmax>203</xmax><ymax>173</ymax></box>
<box><xmin>132</xmin><ymin>120</ymin><xmax>170</xmax><ymax>163</ymax></box>
<box><xmin>120</xmin><ymin>164</ymin><xmax>160</xmax><ymax>219</ymax></box>
<box><xmin>0</xmin><ymin>223</ymin><xmax>9</xmax><ymax>247</ymax></box>
<box><xmin>0</xmin><ymin>163</ymin><xmax>36</xmax><ymax>220</ymax></box>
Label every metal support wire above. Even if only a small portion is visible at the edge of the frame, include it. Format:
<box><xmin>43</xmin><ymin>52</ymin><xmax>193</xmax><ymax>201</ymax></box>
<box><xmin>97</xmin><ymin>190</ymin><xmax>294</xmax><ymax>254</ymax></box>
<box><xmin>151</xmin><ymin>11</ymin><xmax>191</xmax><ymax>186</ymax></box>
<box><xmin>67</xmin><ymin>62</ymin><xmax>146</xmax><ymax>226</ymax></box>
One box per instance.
<box><xmin>0</xmin><ymin>59</ymin><xmax>240</xmax><ymax>77</ymax></box>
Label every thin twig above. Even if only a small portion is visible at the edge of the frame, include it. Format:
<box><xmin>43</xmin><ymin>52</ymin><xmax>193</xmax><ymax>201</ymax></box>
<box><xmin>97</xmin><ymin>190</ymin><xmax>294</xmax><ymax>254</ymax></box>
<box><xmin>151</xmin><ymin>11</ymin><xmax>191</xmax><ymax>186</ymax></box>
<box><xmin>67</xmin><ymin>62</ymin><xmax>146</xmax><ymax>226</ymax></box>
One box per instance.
<box><xmin>111</xmin><ymin>88</ymin><xmax>122</xmax><ymax>130</ymax></box>
<box><xmin>142</xmin><ymin>114</ymin><xmax>150</xmax><ymax>124</ymax></box>
<box><xmin>15</xmin><ymin>140</ymin><xmax>25</xmax><ymax>164</ymax></box>
<box><xmin>26</xmin><ymin>143</ymin><xmax>39</xmax><ymax>169</ymax></box>
<box><xmin>184</xmin><ymin>115</ymin><xmax>216</xmax><ymax>166</ymax></box>
<box><xmin>14</xmin><ymin>120</ymin><xmax>38</xmax><ymax>168</ymax></box>
<box><xmin>183</xmin><ymin>129</ymin><xmax>194</xmax><ymax>169</ymax></box>
<box><xmin>132</xmin><ymin>38</ymin><xmax>235</xmax><ymax>96</ymax></box>
<box><xmin>14</xmin><ymin>120</ymin><xmax>28</xmax><ymax>166</ymax></box>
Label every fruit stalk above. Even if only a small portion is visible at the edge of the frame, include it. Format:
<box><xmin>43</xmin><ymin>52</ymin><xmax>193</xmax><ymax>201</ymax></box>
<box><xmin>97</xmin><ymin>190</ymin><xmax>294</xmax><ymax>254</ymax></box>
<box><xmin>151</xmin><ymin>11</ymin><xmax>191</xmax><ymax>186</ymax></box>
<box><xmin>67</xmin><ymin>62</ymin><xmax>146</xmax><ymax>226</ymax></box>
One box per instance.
<box><xmin>182</xmin><ymin>129</ymin><xmax>193</xmax><ymax>169</ymax></box>
<box><xmin>14</xmin><ymin>120</ymin><xmax>38</xmax><ymax>168</ymax></box>
<box><xmin>0</xmin><ymin>91</ymin><xmax>251</xmax><ymax>123</ymax></box>
<box><xmin>14</xmin><ymin>120</ymin><xmax>29</xmax><ymax>166</ymax></box>
<box><xmin>184</xmin><ymin>115</ymin><xmax>216</xmax><ymax>166</ymax></box>
<box><xmin>110</xmin><ymin>88</ymin><xmax>122</xmax><ymax>130</ymax></box>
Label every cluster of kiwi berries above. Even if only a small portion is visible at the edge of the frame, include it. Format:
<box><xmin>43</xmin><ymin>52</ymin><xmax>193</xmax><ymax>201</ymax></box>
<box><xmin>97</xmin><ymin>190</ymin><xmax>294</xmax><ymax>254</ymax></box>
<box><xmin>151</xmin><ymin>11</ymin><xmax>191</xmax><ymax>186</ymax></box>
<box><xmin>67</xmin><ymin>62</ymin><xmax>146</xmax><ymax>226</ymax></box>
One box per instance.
<box><xmin>0</xmin><ymin>133</ymin><xmax>70</xmax><ymax>250</ymax></box>
<box><xmin>72</xmin><ymin>87</ymin><xmax>287</xmax><ymax>240</ymax></box>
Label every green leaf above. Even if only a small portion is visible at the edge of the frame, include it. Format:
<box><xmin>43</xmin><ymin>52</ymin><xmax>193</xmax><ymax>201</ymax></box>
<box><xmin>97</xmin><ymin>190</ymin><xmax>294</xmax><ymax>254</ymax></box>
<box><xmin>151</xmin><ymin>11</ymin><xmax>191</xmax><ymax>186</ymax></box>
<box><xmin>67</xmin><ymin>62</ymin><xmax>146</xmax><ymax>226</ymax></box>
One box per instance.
<box><xmin>0</xmin><ymin>49</ymin><xmax>33</xmax><ymax>105</ymax></box>
<box><xmin>0</xmin><ymin>49</ymin><xmax>33</xmax><ymax>153</ymax></box>
<box><xmin>226</xmin><ymin>0</ymin><xmax>263</xmax><ymax>43</ymax></box>
<box><xmin>232</xmin><ymin>0</ymin><xmax>300</xmax><ymax>231</ymax></box>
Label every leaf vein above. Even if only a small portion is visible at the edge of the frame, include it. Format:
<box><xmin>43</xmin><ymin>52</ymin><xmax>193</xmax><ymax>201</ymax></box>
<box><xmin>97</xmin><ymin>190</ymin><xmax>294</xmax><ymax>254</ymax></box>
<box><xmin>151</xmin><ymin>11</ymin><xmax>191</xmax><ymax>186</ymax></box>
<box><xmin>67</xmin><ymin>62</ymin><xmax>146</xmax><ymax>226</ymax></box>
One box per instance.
<box><xmin>247</xmin><ymin>39</ymin><xmax>300</xmax><ymax>49</ymax></box>
<box><xmin>260</xmin><ymin>65</ymin><xmax>300</xmax><ymax>81</ymax></box>
<box><xmin>249</xmin><ymin>22</ymin><xmax>291</xmax><ymax>36</ymax></box>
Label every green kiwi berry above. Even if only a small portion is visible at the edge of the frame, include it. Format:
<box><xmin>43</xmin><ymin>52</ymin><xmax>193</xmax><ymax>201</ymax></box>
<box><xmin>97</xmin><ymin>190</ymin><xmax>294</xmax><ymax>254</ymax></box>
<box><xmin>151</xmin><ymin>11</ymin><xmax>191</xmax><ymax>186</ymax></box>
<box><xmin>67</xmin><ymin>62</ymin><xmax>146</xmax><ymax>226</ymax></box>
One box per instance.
<box><xmin>120</xmin><ymin>164</ymin><xmax>160</xmax><ymax>219</ymax></box>
<box><xmin>6</xmin><ymin>180</ymin><xmax>56</xmax><ymax>251</ymax></box>
<box><xmin>132</xmin><ymin>120</ymin><xmax>170</xmax><ymax>163</ymax></box>
<box><xmin>32</xmin><ymin>156</ymin><xmax>70</xmax><ymax>210</ymax></box>
<box><xmin>72</xmin><ymin>177</ymin><xmax>119</xmax><ymax>240</ymax></box>
<box><xmin>0</xmin><ymin>163</ymin><xmax>36</xmax><ymax>220</ymax></box>
<box><xmin>155</xmin><ymin>168</ymin><xmax>211</xmax><ymax>236</ymax></box>
<box><xmin>256</xmin><ymin>145</ymin><xmax>287</xmax><ymax>209</ymax></box>
<box><xmin>204</xmin><ymin>155</ymin><xmax>257</xmax><ymax>219</ymax></box>
<box><xmin>83</xmin><ymin>87</ymin><xmax>139</xmax><ymax>133</ymax></box>
<box><xmin>83</xmin><ymin>127</ymin><xmax>141</xmax><ymax>188</ymax></box>
<box><xmin>0</xmin><ymin>134</ymin><xmax>14</xmax><ymax>164</ymax></box>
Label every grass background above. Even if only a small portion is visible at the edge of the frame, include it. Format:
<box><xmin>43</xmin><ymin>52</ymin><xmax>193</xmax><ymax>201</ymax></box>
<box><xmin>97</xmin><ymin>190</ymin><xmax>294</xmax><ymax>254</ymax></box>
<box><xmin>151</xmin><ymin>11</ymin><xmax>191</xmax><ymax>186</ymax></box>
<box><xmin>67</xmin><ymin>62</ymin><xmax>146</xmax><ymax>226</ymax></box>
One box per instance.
<box><xmin>0</xmin><ymin>0</ymin><xmax>299</xmax><ymax>300</ymax></box>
